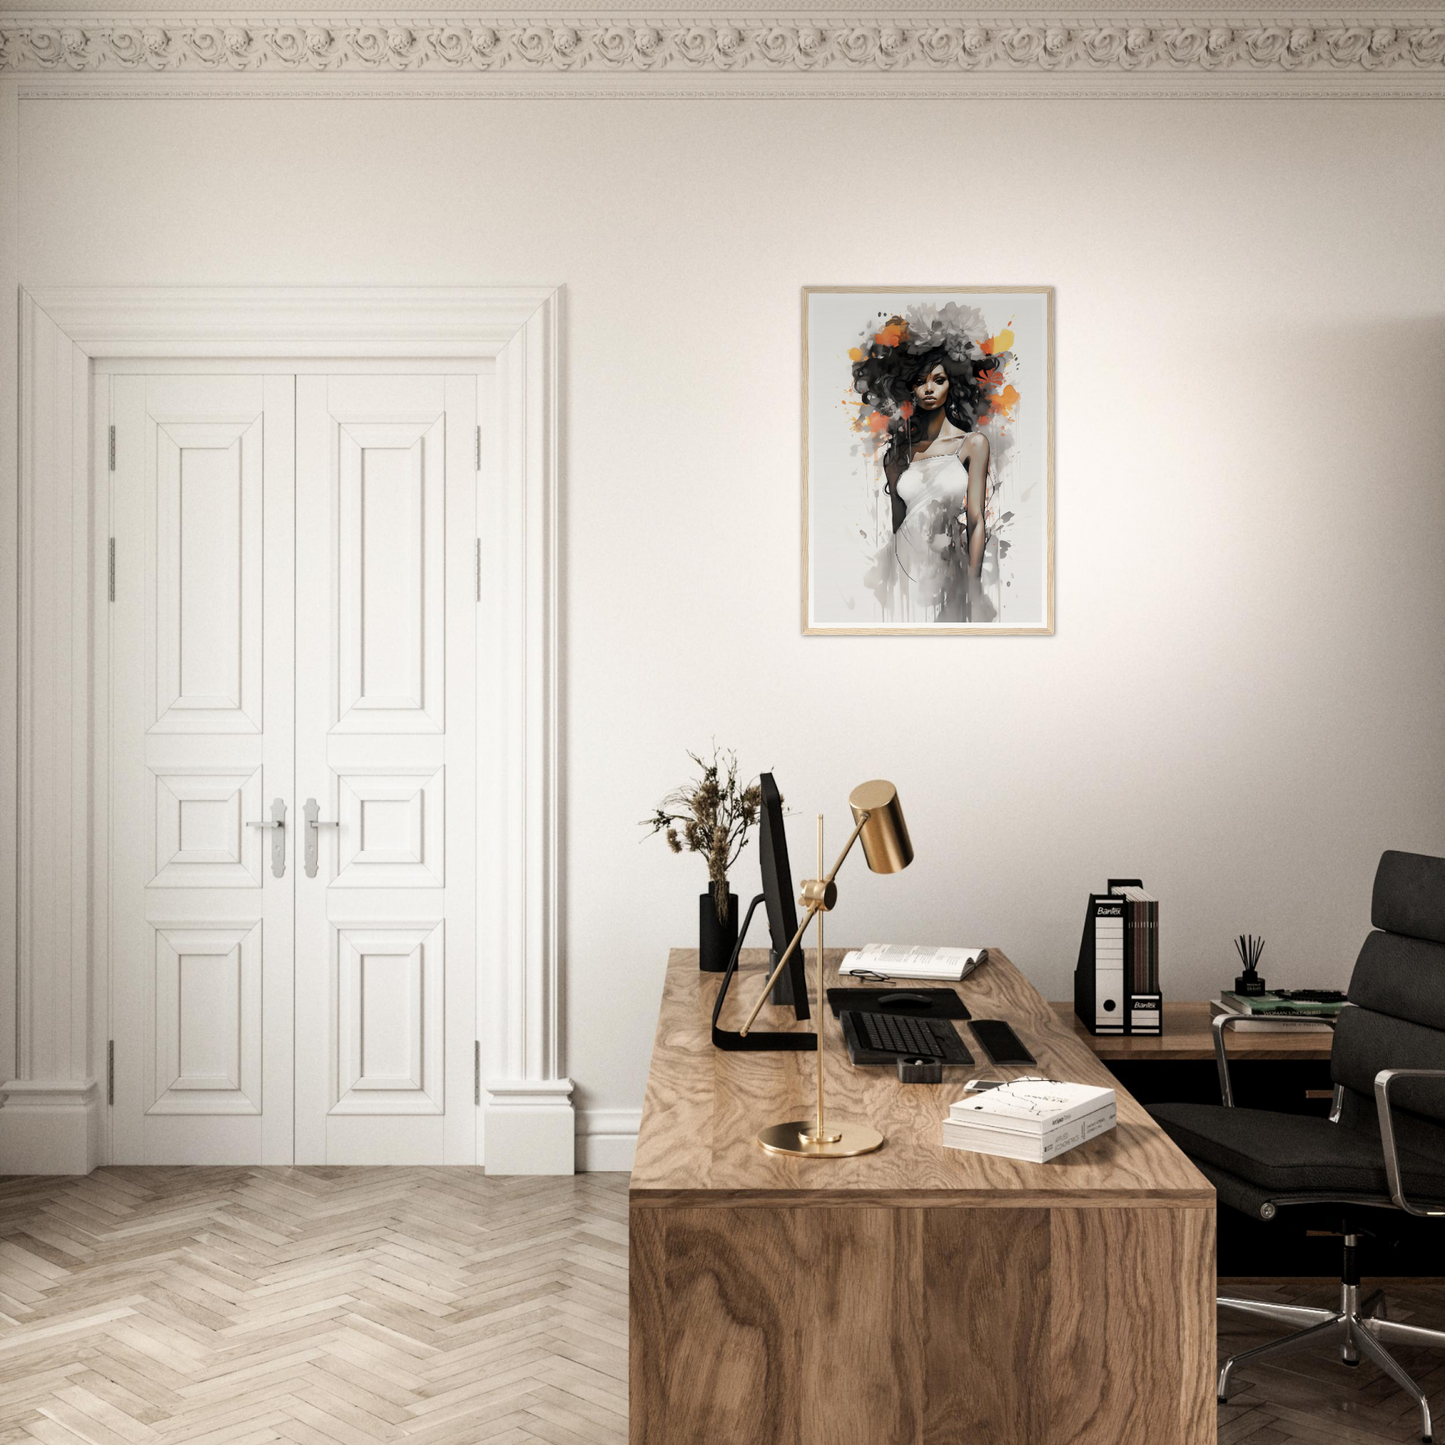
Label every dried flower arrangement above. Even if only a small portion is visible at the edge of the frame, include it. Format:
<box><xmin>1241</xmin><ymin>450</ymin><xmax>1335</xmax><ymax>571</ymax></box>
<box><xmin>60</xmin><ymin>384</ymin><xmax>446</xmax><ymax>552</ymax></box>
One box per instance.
<box><xmin>643</xmin><ymin>747</ymin><xmax>763</xmax><ymax>922</ymax></box>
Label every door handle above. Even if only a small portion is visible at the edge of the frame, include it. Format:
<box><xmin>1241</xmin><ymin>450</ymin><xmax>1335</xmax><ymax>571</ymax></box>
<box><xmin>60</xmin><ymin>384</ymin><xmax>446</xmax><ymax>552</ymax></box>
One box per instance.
<box><xmin>303</xmin><ymin>797</ymin><xmax>339</xmax><ymax>879</ymax></box>
<box><xmin>246</xmin><ymin>797</ymin><xmax>288</xmax><ymax>879</ymax></box>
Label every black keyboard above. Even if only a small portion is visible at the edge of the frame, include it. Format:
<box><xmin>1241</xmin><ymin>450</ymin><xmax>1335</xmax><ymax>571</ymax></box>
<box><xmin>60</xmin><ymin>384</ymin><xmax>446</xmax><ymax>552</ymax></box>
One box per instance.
<box><xmin>842</xmin><ymin>1010</ymin><xmax>974</xmax><ymax>1065</ymax></box>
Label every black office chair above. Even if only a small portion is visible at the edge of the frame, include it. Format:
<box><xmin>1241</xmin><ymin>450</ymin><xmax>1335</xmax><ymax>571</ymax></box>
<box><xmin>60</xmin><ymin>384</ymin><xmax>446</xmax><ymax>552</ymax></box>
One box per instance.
<box><xmin>1149</xmin><ymin>849</ymin><xmax>1445</xmax><ymax>1443</ymax></box>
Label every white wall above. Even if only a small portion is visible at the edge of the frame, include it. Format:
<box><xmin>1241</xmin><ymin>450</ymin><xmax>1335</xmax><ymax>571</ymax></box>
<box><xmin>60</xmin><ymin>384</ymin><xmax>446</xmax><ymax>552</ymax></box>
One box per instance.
<box><xmin>16</xmin><ymin>95</ymin><xmax>1445</xmax><ymax>1147</ymax></box>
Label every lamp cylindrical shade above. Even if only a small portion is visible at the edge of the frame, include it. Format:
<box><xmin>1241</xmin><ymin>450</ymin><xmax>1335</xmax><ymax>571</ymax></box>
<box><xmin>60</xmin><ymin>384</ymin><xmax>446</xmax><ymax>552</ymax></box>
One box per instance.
<box><xmin>848</xmin><ymin>780</ymin><xmax>913</xmax><ymax>874</ymax></box>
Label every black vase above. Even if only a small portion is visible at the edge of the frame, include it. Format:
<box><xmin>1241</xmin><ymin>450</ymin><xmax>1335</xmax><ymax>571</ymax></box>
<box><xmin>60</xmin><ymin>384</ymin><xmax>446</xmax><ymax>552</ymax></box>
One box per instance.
<box><xmin>699</xmin><ymin>887</ymin><xmax>739</xmax><ymax>972</ymax></box>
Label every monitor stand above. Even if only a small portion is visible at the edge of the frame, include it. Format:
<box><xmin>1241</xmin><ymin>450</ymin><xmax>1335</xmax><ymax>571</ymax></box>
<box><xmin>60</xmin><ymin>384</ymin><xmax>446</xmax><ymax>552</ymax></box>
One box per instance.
<box><xmin>711</xmin><ymin>894</ymin><xmax>816</xmax><ymax>1053</ymax></box>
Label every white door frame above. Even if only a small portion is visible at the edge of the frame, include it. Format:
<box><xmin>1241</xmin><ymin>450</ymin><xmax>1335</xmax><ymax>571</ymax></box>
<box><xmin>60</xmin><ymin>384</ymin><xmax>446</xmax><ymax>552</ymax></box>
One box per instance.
<box><xmin>1</xmin><ymin>286</ymin><xmax>571</xmax><ymax>1175</ymax></box>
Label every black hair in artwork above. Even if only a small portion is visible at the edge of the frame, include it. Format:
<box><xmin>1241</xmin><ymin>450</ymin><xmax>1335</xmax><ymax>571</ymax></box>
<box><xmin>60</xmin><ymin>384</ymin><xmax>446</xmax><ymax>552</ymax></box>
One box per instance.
<box><xmin>851</xmin><ymin>321</ymin><xmax>999</xmax><ymax>533</ymax></box>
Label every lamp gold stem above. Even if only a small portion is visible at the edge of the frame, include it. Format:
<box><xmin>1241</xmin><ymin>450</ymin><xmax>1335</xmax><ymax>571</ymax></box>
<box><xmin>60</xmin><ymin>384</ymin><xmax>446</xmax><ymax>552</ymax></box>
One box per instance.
<box><xmin>755</xmin><ymin>808</ymin><xmax>882</xmax><ymax>1159</ymax></box>
<box><xmin>817</xmin><ymin>815</ymin><xmax>825</xmax><ymax>1139</ymax></box>
<box><xmin>799</xmin><ymin>815</ymin><xmax>840</xmax><ymax>1146</ymax></box>
<box><xmin>738</xmin><ymin>811</ymin><xmax>871</xmax><ymax>1037</ymax></box>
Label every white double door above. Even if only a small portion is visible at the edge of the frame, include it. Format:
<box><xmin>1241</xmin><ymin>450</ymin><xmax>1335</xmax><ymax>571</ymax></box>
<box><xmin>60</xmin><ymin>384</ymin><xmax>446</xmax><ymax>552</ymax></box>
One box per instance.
<box><xmin>109</xmin><ymin>371</ymin><xmax>478</xmax><ymax>1164</ymax></box>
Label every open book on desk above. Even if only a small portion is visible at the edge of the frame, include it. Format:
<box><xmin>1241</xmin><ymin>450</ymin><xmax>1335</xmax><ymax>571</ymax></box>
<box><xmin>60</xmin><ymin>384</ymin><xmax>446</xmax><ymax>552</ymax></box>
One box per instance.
<box><xmin>839</xmin><ymin>943</ymin><xmax>987</xmax><ymax>983</ymax></box>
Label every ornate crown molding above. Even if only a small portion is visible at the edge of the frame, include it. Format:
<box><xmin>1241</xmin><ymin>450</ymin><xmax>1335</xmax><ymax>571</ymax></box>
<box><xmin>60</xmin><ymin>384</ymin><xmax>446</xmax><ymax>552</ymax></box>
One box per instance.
<box><xmin>2</xmin><ymin>12</ymin><xmax>1443</xmax><ymax>88</ymax></box>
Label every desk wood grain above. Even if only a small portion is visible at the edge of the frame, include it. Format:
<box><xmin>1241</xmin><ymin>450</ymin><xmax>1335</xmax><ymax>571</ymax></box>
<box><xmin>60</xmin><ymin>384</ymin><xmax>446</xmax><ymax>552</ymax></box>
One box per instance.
<box><xmin>629</xmin><ymin>949</ymin><xmax>1216</xmax><ymax>1445</ymax></box>
<box><xmin>631</xmin><ymin>948</ymin><xmax>1212</xmax><ymax>1206</ymax></box>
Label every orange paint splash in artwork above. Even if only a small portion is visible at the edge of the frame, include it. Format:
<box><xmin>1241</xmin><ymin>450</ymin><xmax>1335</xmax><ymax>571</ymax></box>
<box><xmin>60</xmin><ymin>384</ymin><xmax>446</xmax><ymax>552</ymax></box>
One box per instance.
<box><xmin>867</xmin><ymin>411</ymin><xmax>890</xmax><ymax>433</ymax></box>
<box><xmin>980</xmin><ymin>327</ymin><xmax>1015</xmax><ymax>356</ymax></box>
<box><xmin>873</xmin><ymin>323</ymin><xmax>905</xmax><ymax>348</ymax></box>
<box><xmin>900</xmin><ymin>401</ymin><xmax>914</xmax><ymax>419</ymax></box>
<box><xmin>989</xmin><ymin>384</ymin><xmax>1020</xmax><ymax>420</ymax></box>
<box><xmin>848</xmin><ymin>346</ymin><xmax>865</xmax><ymax>362</ymax></box>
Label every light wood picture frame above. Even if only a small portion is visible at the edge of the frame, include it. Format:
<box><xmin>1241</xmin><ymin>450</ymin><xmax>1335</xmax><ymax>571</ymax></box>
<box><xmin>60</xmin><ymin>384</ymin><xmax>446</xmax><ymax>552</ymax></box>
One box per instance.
<box><xmin>803</xmin><ymin>285</ymin><xmax>1054</xmax><ymax>635</ymax></box>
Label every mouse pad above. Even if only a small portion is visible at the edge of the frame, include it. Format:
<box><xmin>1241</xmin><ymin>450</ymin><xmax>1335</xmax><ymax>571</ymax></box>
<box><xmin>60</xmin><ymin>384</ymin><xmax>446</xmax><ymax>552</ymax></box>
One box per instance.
<box><xmin>826</xmin><ymin>987</ymin><xmax>970</xmax><ymax>1021</ymax></box>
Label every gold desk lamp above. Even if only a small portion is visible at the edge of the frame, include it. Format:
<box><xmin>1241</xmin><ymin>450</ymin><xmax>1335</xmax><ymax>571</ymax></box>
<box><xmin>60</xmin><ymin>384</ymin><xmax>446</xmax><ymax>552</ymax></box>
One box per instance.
<box><xmin>738</xmin><ymin>779</ymin><xmax>913</xmax><ymax>1159</ymax></box>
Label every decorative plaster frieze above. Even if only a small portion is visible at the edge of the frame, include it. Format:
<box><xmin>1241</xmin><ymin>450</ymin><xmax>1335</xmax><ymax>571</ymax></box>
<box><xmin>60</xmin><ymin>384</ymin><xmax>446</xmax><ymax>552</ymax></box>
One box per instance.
<box><xmin>1</xmin><ymin>14</ymin><xmax>1443</xmax><ymax>78</ymax></box>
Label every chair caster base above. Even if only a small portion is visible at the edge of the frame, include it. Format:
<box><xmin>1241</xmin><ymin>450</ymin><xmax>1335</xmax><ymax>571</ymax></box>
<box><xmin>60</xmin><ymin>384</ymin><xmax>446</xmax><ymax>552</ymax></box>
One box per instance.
<box><xmin>1217</xmin><ymin>1285</ymin><xmax>1443</xmax><ymax>1445</ymax></box>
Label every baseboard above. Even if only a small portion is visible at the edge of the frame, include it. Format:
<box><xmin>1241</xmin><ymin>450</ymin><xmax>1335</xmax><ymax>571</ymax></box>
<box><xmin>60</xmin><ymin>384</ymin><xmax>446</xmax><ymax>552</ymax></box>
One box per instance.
<box><xmin>483</xmin><ymin>1078</ymin><xmax>575</xmax><ymax>1175</ymax></box>
<box><xmin>576</xmin><ymin>1108</ymin><xmax>640</xmax><ymax>1173</ymax></box>
<box><xmin>0</xmin><ymin>1078</ymin><xmax>101</xmax><ymax>1175</ymax></box>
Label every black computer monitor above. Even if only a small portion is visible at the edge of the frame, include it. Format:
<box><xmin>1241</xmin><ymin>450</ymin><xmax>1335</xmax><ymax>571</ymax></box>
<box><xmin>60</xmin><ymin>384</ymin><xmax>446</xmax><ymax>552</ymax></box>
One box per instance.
<box><xmin>758</xmin><ymin>773</ymin><xmax>810</xmax><ymax>1020</ymax></box>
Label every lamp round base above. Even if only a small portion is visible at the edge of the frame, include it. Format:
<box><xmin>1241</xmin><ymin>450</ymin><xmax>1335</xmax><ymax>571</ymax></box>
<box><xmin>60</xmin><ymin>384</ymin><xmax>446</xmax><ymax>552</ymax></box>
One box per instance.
<box><xmin>756</xmin><ymin>1119</ymin><xmax>884</xmax><ymax>1158</ymax></box>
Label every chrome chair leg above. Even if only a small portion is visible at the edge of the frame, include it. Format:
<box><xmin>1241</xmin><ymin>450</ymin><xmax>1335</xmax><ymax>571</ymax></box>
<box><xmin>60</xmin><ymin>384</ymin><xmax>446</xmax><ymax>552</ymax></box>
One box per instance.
<box><xmin>1359</xmin><ymin>1288</ymin><xmax>1386</xmax><ymax>1319</ymax></box>
<box><xmin>1342</xmin><ymin>1283</ymin><xmax>1361</xmax><ymax>1365</ymax></box>
<box><xmin>1365</xmin><ymin>1316</ymin><xmax>1445</xmax><ymax>1350</ymax></box>
<box><xmin>1218</xmin><ymin>1314</ymin><xmax>1347</xmax><ymax>1401</ymax></box>
<box><xmin>1217</xmin><ymin>1296</ymin><xmax>1337</xmax><ymax>1328</ymax></box>
<box><xmin>1350</xmin><ymin>1319</ymin><xmax>1433</xmax><ymax>1442</ymax></box>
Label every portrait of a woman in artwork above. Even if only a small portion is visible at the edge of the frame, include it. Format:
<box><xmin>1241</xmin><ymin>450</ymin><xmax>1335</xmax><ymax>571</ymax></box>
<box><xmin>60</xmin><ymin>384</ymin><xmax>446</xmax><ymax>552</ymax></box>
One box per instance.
<box><xmin>852</xmin><ymin>306</ymin><xmax>1010</xmax><ymax>624</ymax></box>
<box><xmin>804</xmin><ymin>288</ymin><xmax>1053</xmax><ymax>635</ymax></box>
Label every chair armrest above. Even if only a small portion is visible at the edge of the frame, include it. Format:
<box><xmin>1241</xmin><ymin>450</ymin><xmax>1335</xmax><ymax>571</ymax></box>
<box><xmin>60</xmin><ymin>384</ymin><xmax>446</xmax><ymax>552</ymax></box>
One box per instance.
<box><xmin>1374</xmin><ymin>1068</ymin><xmax>1445</xmax><ymax>1217</ymax></box>
<box><xmin>1212</xmin><ymin>1011</ymin><xmax>1337</xmax><ymax>1108</ymax></box>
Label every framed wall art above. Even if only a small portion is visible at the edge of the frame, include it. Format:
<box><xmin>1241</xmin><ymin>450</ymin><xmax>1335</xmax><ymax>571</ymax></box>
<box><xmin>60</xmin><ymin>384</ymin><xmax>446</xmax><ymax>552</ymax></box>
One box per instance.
<box><xmin>803</xmin><ymin>286</ymin><xmax>1054</xmax><ymax>635</ymax></box>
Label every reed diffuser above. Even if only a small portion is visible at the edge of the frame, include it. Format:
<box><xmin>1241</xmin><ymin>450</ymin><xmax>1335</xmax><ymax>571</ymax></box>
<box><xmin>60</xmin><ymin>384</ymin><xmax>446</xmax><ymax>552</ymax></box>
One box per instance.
<box><xmin>1234</xmin><ymin>934</ymin><xmax>1267</xmax><ymax>996</ymax></box>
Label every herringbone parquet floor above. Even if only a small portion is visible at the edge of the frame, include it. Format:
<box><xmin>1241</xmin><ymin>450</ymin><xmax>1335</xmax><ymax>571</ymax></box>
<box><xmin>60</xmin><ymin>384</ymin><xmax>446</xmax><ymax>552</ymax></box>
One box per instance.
<box><xmin>3</xmin><ymin>1168</ymin><xmax>1445</xmax><ymax>1444</ymax></box>
<box><xmin>0</xmin><ymin>1168</ymin><xmax>628</xmax><ymax>1445</ymax></box>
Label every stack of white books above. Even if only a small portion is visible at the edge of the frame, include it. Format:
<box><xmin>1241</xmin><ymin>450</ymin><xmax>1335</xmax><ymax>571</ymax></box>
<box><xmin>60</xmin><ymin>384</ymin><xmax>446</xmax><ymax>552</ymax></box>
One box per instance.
<box><xmin>941</xmin><ymin>1078</ymin><xmax>1117</xmax><ymax>1163</ymax></box>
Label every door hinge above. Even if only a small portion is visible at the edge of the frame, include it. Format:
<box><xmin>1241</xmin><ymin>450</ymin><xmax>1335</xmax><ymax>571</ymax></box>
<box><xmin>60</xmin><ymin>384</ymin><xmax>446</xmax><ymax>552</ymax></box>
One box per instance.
<box><xmin>107</xmin><ymin>1041</ymin><xmax>114</xmax><ymax>1105</ymax></box>
<box><xmin>108</xmin><ymin>425</ymin><xmax>116</xmax><ymax>472</ymax></box>
<box><xmin>474</xmin><ymin>1041</ymin><xmax>481</xmax><ymax>1106</ymax></box>
<box><xmin>108</xmin><ymin>538</ymin><xmax>116</xmax><ymax>602</ymax></box>
<box><xmin>475</xmin><ymin>424</ymin><xmax>482</xmax><ymax>472</ymax></box>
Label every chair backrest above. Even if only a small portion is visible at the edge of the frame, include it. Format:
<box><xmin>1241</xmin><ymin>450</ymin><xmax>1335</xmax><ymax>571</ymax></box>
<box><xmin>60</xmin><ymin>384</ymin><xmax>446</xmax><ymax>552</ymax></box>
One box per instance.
<box><xmin>1331</xmin><ymin>851</ymin><xmax>1445</xmax><ymax>1150</ymax></box>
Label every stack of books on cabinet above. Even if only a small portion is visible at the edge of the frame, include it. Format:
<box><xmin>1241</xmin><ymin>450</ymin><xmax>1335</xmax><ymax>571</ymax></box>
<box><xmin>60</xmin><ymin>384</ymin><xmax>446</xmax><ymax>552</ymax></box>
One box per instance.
<box><xmin>1210</xmin><ymin>990</ymin><xmax>1346</xmax><ymax>1033</ymax></box>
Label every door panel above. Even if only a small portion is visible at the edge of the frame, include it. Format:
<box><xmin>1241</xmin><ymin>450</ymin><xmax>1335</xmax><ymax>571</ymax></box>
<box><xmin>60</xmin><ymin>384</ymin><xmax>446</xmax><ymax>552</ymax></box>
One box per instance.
<box><xmin>294</xmin><ymin>375</ymin><xmax>476</xmax><ymax>1164</ymax></box>
<box><xmin>110</xmin><ymin>375</ymin><xmax>295</xmax><ymax>1164</ymax></box>
<box><xmin>152</xmin><ymin>422</ymin><xmax>263</xmax><ymax>731</ymax></box>
<box><xmin>336</xmin><ymin>421</ymin><xmax>445</xmax><ymax>732</ymax></box>
<box><xmin>333</xmin><ymin>767</ymin><xmax>445</xmax><ymax>888</ymax></box>
<box><xmin>333</xmin><ymin>921</ymin><xmax>444</xmax><ymax>1113</ymax></box>
<box><xmin>148</xmin><ymin>921</ymin><xmax>262</xmax><ymax>1114</ymax></box>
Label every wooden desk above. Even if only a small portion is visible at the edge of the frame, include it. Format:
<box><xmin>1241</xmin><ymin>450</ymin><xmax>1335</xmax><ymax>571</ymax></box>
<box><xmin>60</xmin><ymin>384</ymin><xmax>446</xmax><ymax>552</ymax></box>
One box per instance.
<box><xmin>1052</xmin><ymin>1000</ymin><xmax>1334</xmax><ymax>1061</ymax></box>
<box><xmin>631</xmin><ymin>949</ymin><xmax>1215</xmax><ymax>1445</ymax></box>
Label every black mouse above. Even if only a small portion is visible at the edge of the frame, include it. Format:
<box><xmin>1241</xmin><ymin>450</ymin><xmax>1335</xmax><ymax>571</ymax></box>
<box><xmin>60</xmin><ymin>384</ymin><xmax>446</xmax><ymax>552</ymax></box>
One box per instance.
<box><xmin>878</xmin><ymin>992</ymin><xmax>932</xmax><ymax>1010</ymax></box>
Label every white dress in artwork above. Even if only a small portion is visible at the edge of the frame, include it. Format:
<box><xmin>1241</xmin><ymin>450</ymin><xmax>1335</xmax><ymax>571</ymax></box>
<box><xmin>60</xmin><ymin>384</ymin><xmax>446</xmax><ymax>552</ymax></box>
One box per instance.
<box><xmin>894</xmin><ymin>449</ymin><xmax>976</xmax><ymax>623</ymax></box>
<box><xmin>860</xmin><ymin>424</ymin><xmax>1002</xmax><ymax>625</ymax></box>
